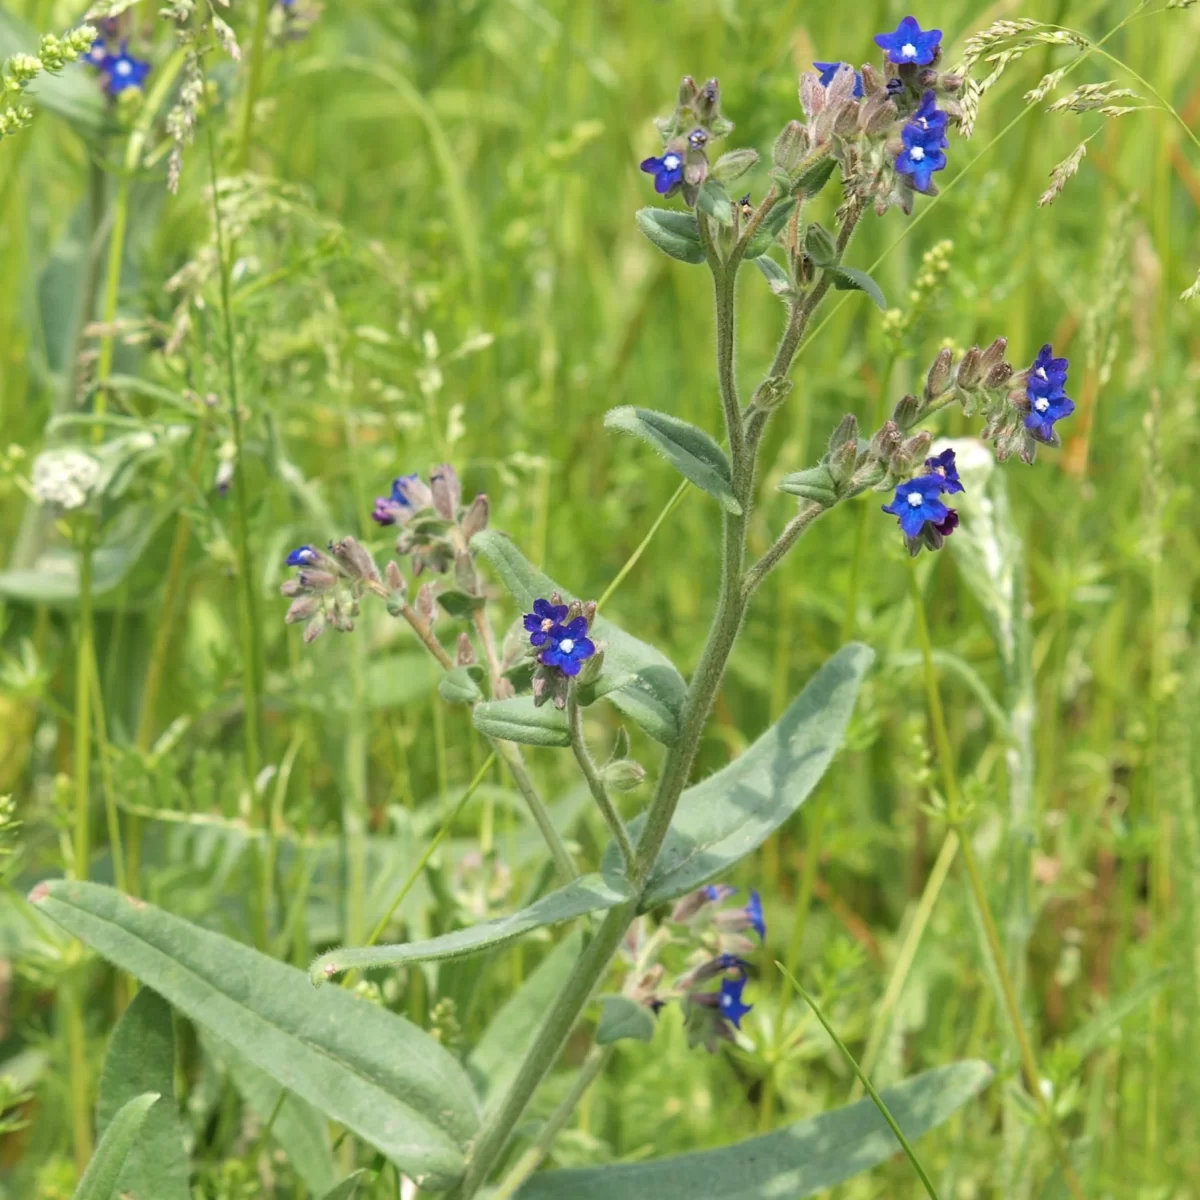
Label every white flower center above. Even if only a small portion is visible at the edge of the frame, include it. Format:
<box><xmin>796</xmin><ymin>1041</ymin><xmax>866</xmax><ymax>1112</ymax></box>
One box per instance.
<box><xmin>541</xmin><ymin>618</ymin><xmax>554</xmax><ymax>632</ymax></box>
<box><xmin>115</xmin><ymin>59</ymin><xmax>132</xmax><ymax>76</ymax></box>
<box><xmin>1034</xmin><ymin>397</ymin><xmax>1050</xmax><ymax>413</ymax></box>
<box><xmin>1036</xmin><ymin>366</ymin><xmax>1048</xmax><ymax>379</ymax></box>
<box><xmin>910</xmin><ymin>145</ymin><xmax>925</xmax><ymax>161</ymax></box>
<box><xmin>559</xmin><ymin>638</ymin><xmax>575</xmax><ymax>654</ymax></box>
<box><xmin>901</xmin><ymin>42</ymin><xmax>917</xmax><ymax>58</ymax></box>
<box><xmin>907</xmin><ymin>491</ymin><xmax>924</xmax><ymax>507</ymax></box>
<box><xmin>663</xmin><ymin>154</ymin><xmax>680</xmax><ymax>170</ymax></box>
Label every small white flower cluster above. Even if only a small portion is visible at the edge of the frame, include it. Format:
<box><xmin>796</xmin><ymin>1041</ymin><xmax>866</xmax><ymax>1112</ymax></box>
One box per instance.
<box><xmin>31</xmin><ymin>450</ymin><xmax>100</xmax><ymax>511</ymax></box>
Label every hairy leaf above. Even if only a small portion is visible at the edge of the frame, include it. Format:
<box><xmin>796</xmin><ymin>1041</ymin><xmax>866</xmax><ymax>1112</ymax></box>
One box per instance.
<box><xmin>606</xmin><ymin>644</ymin><xmax>872</xmax><ymax>907</ymax></box>
<box><xmin>473</xmin><ymin>696</ymin><xmax>570</xmax><ymax>747</ymax></box>
<box><xmin>827</xmin><ymin>266</ymin><xmax>887</xmax><ymax>310</ymax></box>
<box><xmin>635</xmin><ymin>208</ymin><xmax>705</xmax><ymax>264</ymax></box>
<box><xmin>32</xmin><ymin>881</ymin><xmax>480</xmax><ymax>1190</ymax></box>
<box><xmin>311</xmin><ymin>876</ymin><xmax>630</xmax><ymax>981</ymax></box>
<box><xmin>73</xmin><ymin>1093</ymin><xmax>159</xmax><ymax>1200</ymax></box>
<box><xmin>595</xmin><ymin>995</ymin><xmax>656</xmax><ymax>1045</ymax></box>
<box><xmin>472</xmin><ymin>530</ymin><xmax>687</xmax><ymax>744</ymax></box>
<box><xmin>745</xmin><ymin>198</ymin><xmax>797</xmax><ymax>258</ymax></box>
<box><xmin>604</xmin><ymin>407</ymin><xmax>740</xmax><ymax>514</ymax></box>
<box><xmin>515</xmin><ymin>1061</ymin><xmax>993</xmax><ymax>1199</ymax></box>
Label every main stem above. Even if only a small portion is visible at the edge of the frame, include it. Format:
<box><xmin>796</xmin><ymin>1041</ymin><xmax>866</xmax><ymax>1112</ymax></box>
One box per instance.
<box><xmin>568</xmin><ymin>686</ymin><xmax>635</xmax><ymax>870</ymax></box>
<box><xmin>907</xmin><ymin>563</ymin><xmax>1086</xmax><ymax>1200</ymax></box>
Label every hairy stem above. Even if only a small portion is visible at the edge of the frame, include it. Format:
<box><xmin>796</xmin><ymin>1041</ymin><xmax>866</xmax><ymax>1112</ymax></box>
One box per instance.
<box><xmin>568</xmin><ymin>687</ymin><xmax>635</xmax><ymax>870</ymax></box>
<box><xmin>493</xmin><ymin>739</ymin><xmax>579</xmax><ymax>884</ymax></box>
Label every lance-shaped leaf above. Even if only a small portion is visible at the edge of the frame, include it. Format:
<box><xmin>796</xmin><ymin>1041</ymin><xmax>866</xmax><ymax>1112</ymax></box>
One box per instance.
<box><xmin>745</xmin><ymin>197</ymin><xmax>797</xmax><ymax>258</ymax></box>
<box><xmin>468</xmin><ymin>931</ymin><xmax>583</xmax><ymax>1104</ymax></box>
<box><xmin>606</xmin><ymin>644</ymin><xmax>872</xmax><ymax>908</ymax></box>
<box><xmin>604</xmin><ymin>407</ymin><xmax>741</xmax><ymax>514</ymax></box>
<box><xmin>73</xmin><ymin>1093</ymin><xmax>160</xmax><ymax>1200</ymax></box>
<box><xmin>312</xmin><ymin>876</ymin><xmax>631</xmax><ymax>983</ymax></box>
<box><xmin>473</xmin><ymin>696</ymin><xmax>571</xmax><ymax>747</ymax></box>
<box><xmin>595</xmin><ymin>995</ymin><xmax>655</xmax><ymax>1045</ymax></box>
<box><xmin>635</xmin><ymin>208</ymin><xmax>706</xmax><ymax>264</ymax></box>
<box><xmin>472</xmin><ymin>530</ymin><xmax>687</xmax><ymax>744</ymax></box>
<box><xmin>514</xmin><ymin>1061</ymin><xmax>993</xmax><ymax>1199</ymax></box>
<box><xmin>32</xmin><ymin>881</ymin><xmax>480</xmax><ymax>1191</ymax></box>
<box><xmin>96</xmin><ymin>989</ymin><xmax>189</xmax><ymax>1200</ymax></box>
<box><xmin>826</xmin><ymin>266</ymin><xmax>887</xmax><ymax>310</ymax></box>
<box><xmin>320</xmin><ymin>1175</ymin><xmax>367</xmax><ymax>1200</ymax></box>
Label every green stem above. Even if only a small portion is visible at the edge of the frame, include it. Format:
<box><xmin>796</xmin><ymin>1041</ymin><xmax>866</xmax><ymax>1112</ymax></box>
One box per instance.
<box><xmin>778</xmin><ymin>964</ymin><xmax>942</xmax><ymax>1200</ymax></box>
<box><xmin>62</xmin><ymin>980</ymin><xmax>92</xmax><ymax>1175</ymax></box>
<box><xmin>493</xmin><ymin>739</ymin><xmax>578</xmax><ymax>884</ymax></box>
<box><xmin>204</xmin><ymin>92</ymin><xmax>266</xmax><ymax>947</ymax></box>
<box><xmin>236</xmin><ymin>0</ymin><xmax>273</xmax><ymax>170</ymax></box>
<box><xmin>567</xmin><ymin>686</ymin><xmax>634</xmax><ymax>870</ymax></box>
<box><xmin>490</xmin><ymin>1045</ymin><xmax>614</xmax><ymax>1200</ymax></box>
<box><xmin>906</xmin><ymin>561</ymin><xmax>1085</xmax><ymax>1200</ymax></box>
<box><xmin>72</xmin><ymin>530</ymin><xmax>94</xmax><ymax>884</ymax></box>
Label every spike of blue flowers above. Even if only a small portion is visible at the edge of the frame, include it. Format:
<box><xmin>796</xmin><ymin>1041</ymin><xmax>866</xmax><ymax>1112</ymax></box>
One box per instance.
<box><xmin>874</xmin><ymin>16</ymin><xmax>942</xmax><ymax>66</ymax></box>
<box><xmin>523</xmin><ymin>597</ymin><xmax>569</xmax><ymax>648</ymax></box>
<box><xmin>538</xmin><ymin>615</ymin><xmax>596</xmax><ymax>677</ymax></box>
<box><xmin>718</xmin><ymin>975</ymin><xmax>753</xmax><ymax>1029</ymax></box>
<box><xmin>814</xmin><ymin>61</ymin><xmax>864</xmax><ymax>99</ymax></box>
<box><xmin>640</xmin><ymin>150</ymin><xmax>685</xmax><ymax>196</ymax></box>
<box><xmin>286</xmin><ymin>545</ymin><xmax>319</xmax><ymax>567</ymax></box>
<box><xmin>924</xmin><ymin>448</ymin><xmax>964</xmax><ymax>494</ymax></box>
<box><xmin>881</xmin><ymin>474</ymin><xmax>951</xmax><ymax>538</ymax></box>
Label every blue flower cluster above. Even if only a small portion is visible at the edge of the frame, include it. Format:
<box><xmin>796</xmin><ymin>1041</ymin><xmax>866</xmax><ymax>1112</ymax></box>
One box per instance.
<box><xmin>895</xmin><ymin>90</ymin><xmax>949</xmax><ymax>193</ymax></box>
<box><xmin>881</xmin><ymin>448</ymin><xmax>963</xmax><ymax>544</ymax></box>
<box><xmin>1024</xmin><ymin>344</ymin><xmax>1075</xmax><ymax>443</ymax></box>
<box><xmin>523</xmin><ymin>597</ymin><xmax>597</xmax><ymax>677</ymax></box>
<box><xmin>85</xmin><ymin>39</ymin><xmax>151</xmax><ymax>96</ymax></box>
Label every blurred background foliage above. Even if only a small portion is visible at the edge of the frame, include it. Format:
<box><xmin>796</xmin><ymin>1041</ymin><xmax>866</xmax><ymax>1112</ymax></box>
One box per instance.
<box><xmin>1</xmin><ymin>0</ymin><xmax>1198</xmax><ymax>1196</ymax></box>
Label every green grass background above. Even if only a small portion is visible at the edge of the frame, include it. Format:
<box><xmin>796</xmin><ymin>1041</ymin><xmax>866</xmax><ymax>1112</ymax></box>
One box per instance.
<box><xmin>1</xmin><ymin>0</ymin><xmax>1199</xmax><ymax>1195</ymax></box>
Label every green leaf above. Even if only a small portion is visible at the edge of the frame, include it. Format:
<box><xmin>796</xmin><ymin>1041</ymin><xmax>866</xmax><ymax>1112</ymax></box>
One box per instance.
<box><xmin>827</xmin><ymin>266</ymin><xmax>888</xmax><ymax>310</ymax></box>
<box><xmin>608</xmin><ymin>645</ymin><xmax>872</xmax><ymax>907</ymax></box>
<box><xmin>777</xmin><ymin>463</ymin><xmax>838</xmax><ymax>507</ymax></box>
<box><xmin>201</xmin><ymin>1030</ymin><xmax>336</xmax><ymax>1197</ymax></box>
<box><xmin>96</xmin><ymin>989</ymin><xmax>189</xmax><ymax>1200</ymax></box>
<box><xmin>311</xmin><ymin>876</ymin><xmax>630</xmax><ymax>982</ymax></box>
<box><xmin>697</xmin><ymin>179</ymin><xmax>733</xmax><ymax>227</ymax></box>
<box><xmin>438</xmin><ymin>589</ymin><xmax>488</xmax><ymax>618</ymax></box>
<box><xmin>793</xmin><ymin>155</ymin><xmax>838</xmax><ymax>198</ymax></box>
<box><xmin>472</xmin><ymin>530</ymin><xmax>687</xmax><ymax>744</ymax></box>
<box><xmin>320</xmin><ymin>1174</ymin><xmax>367</xmax><ymax>1200</ymax></box>
<box><xmin>32</xmin><ymin>881</ymin><xmax>480</xmax><ymax>1190</ymax></box>
<box><xmin>439</xmin><ymin>665</ymin><xmax>486</xmax><ymax>705</ymax></box>
<box><xmin>468</xmin><ymin>931</ymin><xmax>583</xmax><ymax>1104</ymax></box>
<box><xmin>473</xmin><ymin>696</ymin><xmax>571</xmax><ymax>747</ymax></box>
<box><xmin>72</xmin><ymin>1093</ymin><xmax>159</xmax><ymax>1200</ymax></box>
<box><xmin>745</xmin><ymin>198</ymin><xmax>797</xmax><ymax>259</ymax></box>
<box><xmin>604</xmin><ymin>407</ymin><xmax>741</xmax><ymax>515</ymax></box>
<box><xmin>595</xmin><ymin>995</ymin><xmax>655</xmax><ymax>1045</ymax></box>
<box><xmin>635</xmin><ymin>208</ymin><xmax>705</xmax><ymax>265</ymax></box>
<box><xmin>514</xmin><ymin>1061</ymin><xmax>993</xmax><ymax>1200</ymax></box>
<box><xmin>754</xmin><ymin>256</ymin><xmax>796</xmax><ymax>301</ymax></box>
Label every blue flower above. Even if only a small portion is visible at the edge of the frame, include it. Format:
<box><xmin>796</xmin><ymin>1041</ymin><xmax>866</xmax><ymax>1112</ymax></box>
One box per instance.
<box><xmin>874</xmin><ymin>16</ymin><xmax>942</xmax><ymax>66</ymax></box>
<box><xmin>718</xmin><ymin>975</ymin><xmax>753</xmax><ymax>1029</ymax></box>
<box><xmin>83</xmin><ymin>38</ymin><xmax>109</xmax><ymax>67</ymax></box>
<box><xmin>640</xmin><ymin>149</ymin><xmax>685</xmax><ymax>196</ymax></box>
<box><xmin>703</xmin><ymin>883</ymin><xmax>738</xmax><ymax>903</ymax></box>
<box><xmin>1024</xmin><ymin>345</ymin><xmax>1073</xmax><ymax>442</ymax></box>
<box><xmin>745</xmin><ymin>890</ymin><xmax>766</xmax><ymax>941</ymax></box>
<box><xmin>286</xmin><ymin>545</ymin><xmax>319</xmax><ymax>567</ymax></box>
<box><xmin>523</xmin><ymin>597</ymin><xmax>569</xmax><ymax>648</ymax></box>
<box><xmin>934</xmin><ymin>509</ymin><xmax>959</xmax><ymax>538</ymax></box>
<box><xmin>372</xmin><ymin>473</ymin><xmax>432</xmax><ymax>526</ymax></box>
<box><xmin>100</xmin><ymin>44</ymin><xmax>151</xmax><ymax>95</ymax></box>
<box><xmin>924</xmin><ymin>448</ymin><xmax>964</xmax><ymax>494</ymax></box>
<box><xmin>538</xmin><ymin>615</ymin><xmax>597</xmax><ymax>677</ymax></box>
<box><xmin>882</xmin><ymin>474</ymin><xmax>950</xmax><ymax>538</ymax></box>
<box><xmin>910</xmin><ymin>90</ymin><xmax>949</xmax><ymax>148</ymax></box>
<box><xmin>895</xmin><ymin>122</ymin><xmax>946</xmax><ymax>194</ymax></box>
<box><xmin>814</xmin><ymin>61</ymin><xmax>864</xmax><ymax>99</ymax></box>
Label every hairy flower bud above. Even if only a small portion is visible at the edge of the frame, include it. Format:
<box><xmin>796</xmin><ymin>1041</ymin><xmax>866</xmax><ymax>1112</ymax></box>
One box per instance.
<box><xmin>430</xmin><ymin>464</ymin><xmax>461</xmax><ymax>520</ymax></box>
<box><xmin>939</xmin><ymin>73</ymin><xmax>964</xmax><ymax>94</ymax></box>
<box><xmin>955</xmin><ymin>346</ymin><xmax>983</xmax><ymax>389</ymax></box>
<box><xmin>601</xmin><ymin>757</ymin><xmax>647</xmax><ymax>792</ymax></box>
<box><xmin>298</xmin><ymin>569</ymin><xmax>337</xmax><ymax>593</ymax></box>
<box><xmin>926</xmin><ymin>347</ymin><xmax>953</xmax><ymax>399</ymax></box>
<box><xmin>330</xmin><ymin>536</ymin><xmax>380</xmax><ymax>584</ymax></box>
<box><xmin>829</xmin><ymin>413</ymin><xmax>858</xmax><ymax>453</ymax></box>
<box><xmin>984</xmin><ymin>361</ymin><xmax>1014</xmax><ymax>389</ymax></box>
<box><xmin>869</xmin><ymin>419</ymin><xmax>903</xmax><ymax>464</ymax></box>
<box><xmin>800</xmin><ymin>71</ymin><xmax>826</xmax><ymax>120</ymax></box>
<box><xmin>286</xmin><ymin>596</ymin><xmax>321</xmax><ymax>624</ymax></box>
<box><xmin>416</xmin><ymin>583</ymin><xmax>437</xmax><ymax>624</ymax></box>
<box><xmin>893</xmin><ymin>393</ymin><xmax>923</xmax><ymax>429</ymax></box>
<box><xmin>696</xmin><ymin>78</ymin><xmax>722</xmax><ymax>123</ymax></box>
<box><xmin>456</xmin><ymin>632</ymin><xmax>477</xmax><ymax>666</ymax></box>
<box><xmin>384</xmin><ymin>560</ymin><xmax>407</xmax><ymax>615</ymax></box>
<box><xmin>462</xmin><ymin>494</ymin><xmax>489</xmax><ymax>541</ymax></box>
<box><xmin>859</xmin><ymin>92</ymin><xmax>899</xmax><ymax>135</ymax></box>
<box><xmin>979</xmin><ymin>336</ymin><xmax>1008</xmax><ymax>372</ymax></box>
<box><xmin>280</xmin><ymin>578</ymin><xmax>304</xmax><ymax>598</ymax></box>
<box><xmin>678</xmin><ymin>75</ymin><xmax>699</xmax><ymax>107</ymax></box>
<box><xmin>454</xmin><ymin>551</ymin><xmax>478</xmax><ymax>594</ymax></box>
<box><xmin>303</xmin><ymin>611</ymin><xmax>327</xmax><ymax>644</ymax></box>
<box><xmin>860</xmin><ymin>63</ymin><xmax>885</xmax><ymax>94</ymax></box>
<box><xmin>773</xmin><ymin>120</ymin><xmax>809</xmax><ymax>174</ymax></box>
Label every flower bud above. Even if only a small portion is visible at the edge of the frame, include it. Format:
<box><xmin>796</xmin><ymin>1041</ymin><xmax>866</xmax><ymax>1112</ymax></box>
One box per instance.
<box><xmin>280</xmin><ymin>578</ymin><xmax>304</xmax><ymax>598</ymax></box>
<box><xmin>833</xmin><ymin>100</ymin><xmax>859</xmax><ymax>138</ymax></box>
<box><xmin>430</xmin><ymin>464</ymin><xmax>461</xmax><ymax>520</ymax></box>
<box><xmin>461</xmin><ymin>494</ymin><xmax>489</xmax><ymax>541</ymax></box>
<box><xmin>456</xmin><ymin>632</ymin><xmax>477</xmax><ymax>666</ymax></box>
<box><xmin>678</xmin><ymin>75</ymin><xmax>699</xmax><ymax>107</ymax></box>
<box><xmin>286</xmin><ymin>596</ymin><xmax>321</xmax><ymax>624</ymax></box>
<box><xmin>800</xmin><ymin>70</ymin><xmax>826</xmax><ymax>121</ymax></box>
<box><xmin>984</xmin><ymin>361</ymin><xmax>1014</xmax><ymax>389</ymax></box>
<box><xmin>917</xmin><ymin>68</ymin><xmax>939</xmax><ymax>89</ymax></box>
<box><xmin>979</xmin><ymin>336</ymin><xmax>1008</xmax><ymax>371</ymax></box>
<box><xmin>303</xmin><ymin>611</ymin><xmax>327</xmax><ymax>644</ymax></box>
<box><xmin>712</xmin><ymin>147</ymin><xmax>758</xmax><ymax>184</ymax></box>
<box><xmin>939</xmin><ymin>73</ymin><xmax>964</xmax><ymax>93</ymax></box>
<box><xmin>859</xmin><ymin>92</ymin><xmax>898</xmax><ymax>135</ymax></box>
<box><xmin>696</xmin><ymin>78</ymin><xmax>721</xmax><ymax>123</ymax></box>
<box><xmin>384</xmin><ymin>560</ymin><xmax>407</xmax><ymax>615</ymax></box>
<box><xmin>772</xmin><ymin>119</ymin><xmax>808</xmax><ymax>173</ymax></box>
<box><xmin>298</xmin><ymin>569</ymin><xmax>337</xmax><ymax>593</ymax></box>
<box><xmin>869</xmin><ymin>419</ymin><xmax>903</xmax><ymax>464</ymax></box>
<box><xmin>829</xmin><ymin>413</ymin><xmax>858</xmax><ymax>453</ymax></box>
<box><xmin>926</xmin><ymin>347</ymin><xmax>953</xmax><ymax>399</ymax></box>
<box><xmin>416</xmin><ymin>582</ymin><xmax>437</xmax><ymax>624</ymax></box>
<box><xmin>454</xmin><ymin>551</ymin><xmax>478</xmax><ymax>594</ymax></box>
<box><xmin>892</xmin><ymin>392</ymin><xmax>923</xmax><ymax>429</ymax></box>
<box><xmin>751</xmin><ymin>375</ymin><xmax>794</xmax><ymax>412</ymax></box>
<box><xmin>601</xmin><ymin>757</ymin><xmax>647</xmax><ymax>792</ymax></box>
<box><xmin>330</xmin><ymin>536</ymin><xmax>380</xmax><ymax>584</ymax></box>
<box><xmin>955</xmin><ymin>346</ymin><xmax>982</xmax><ymax>389</ymax></box>
<box><xmin>860</xmin><ymin>63</ymin><xmax>885</xmax><ymax>94</ymax></box>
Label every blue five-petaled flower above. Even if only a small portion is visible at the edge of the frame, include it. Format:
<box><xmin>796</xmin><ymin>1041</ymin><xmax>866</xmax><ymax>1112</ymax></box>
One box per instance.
<box><xmin>924</xmin><ymin>448</ymin><xmax>964</xmax><ymax>494</ymax></box>
<box><xmin>99</xmin><ymin>43</ymin><xmax>151</xmax><ymax>95</ymax></box>
<box><xmin>874</xmin><ymin>16</ymin><xmax>943</xmax><ymax>65</ymax></box>
<box><xmin>719</xmin><ymin>975</ymin><xmax>753</xmax><ymax>1029</ymax></box>
<box><xmin>814</xmin><ymin>61</ymin><xmax>864</xmax><ymax>99</ymax></box>
<box><xmin>640</xmin><ymin>149</ymin><xmax>684</xmax><ymax>196</ymax></box>
<box><xmin>894</xmin><ymin>92</ymin><xmax>948</xmax><ymax>193</ymax></box>
<box><xmin>538</xmin><ymin>615</ymin><xmax>596</xmax><ymax>677</ymax></box>
<box><xmin>1024</xmin><ymin>344</ymin><xmax>1074</xmax><ymax>443</ymax></box>
<box><xmin>286</xmin><ymin>545</ymin><xmax>319</xmax><ymax>567</ymax></box>
<box><xmin>523</xmin><ymin>597</ymin><xmax>569</xmax><ymax>648</ymax></box>
<box><xmin>882</xmin><ymin>473</ymin><xmax>952</xmax><ymax>538</ymax></box>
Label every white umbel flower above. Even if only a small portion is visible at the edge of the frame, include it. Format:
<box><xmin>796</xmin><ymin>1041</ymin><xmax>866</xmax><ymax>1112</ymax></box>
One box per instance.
<box><xmin>31</xmin><ymin>450</ymin><xmax>100</xmax><ymax>511</ymax></box>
